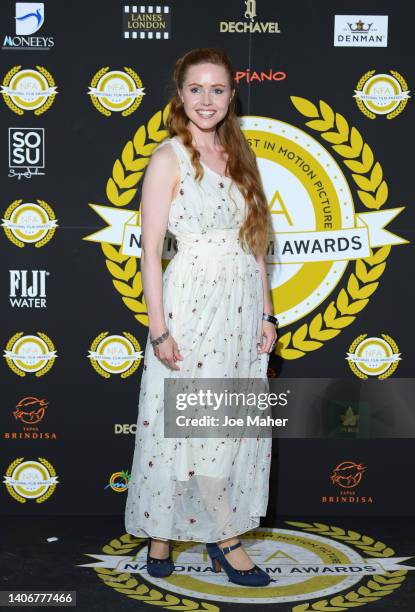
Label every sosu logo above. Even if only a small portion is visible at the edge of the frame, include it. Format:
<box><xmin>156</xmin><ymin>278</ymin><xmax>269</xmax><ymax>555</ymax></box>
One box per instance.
<box><xmin>9</xmin><ymin>128</ymin><xmax>45</xmax><ymax>178</ymax></box>
<box><xmin>9</xmin><ymin>270</ymin><xmax>48</xmax><ymax>308</ymax></box>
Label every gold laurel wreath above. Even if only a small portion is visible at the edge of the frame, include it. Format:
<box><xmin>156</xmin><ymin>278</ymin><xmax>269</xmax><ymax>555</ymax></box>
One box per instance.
<box><xmin>89</xmin><ymin>67</ymin><xmax>144</xmax><ymax>117</ymax></box>
<box><xmin>4</xmin><ymin>331</ymin><xmax>55</xmax><ymax>377</ymax></box>
<box><xmin>3</xmin><ymin>199</ymin><xmax>57</xmax><ymax>248</ymax></box>
<box><xmin>89</xmin><ymin>331</ymin><xmax>142</xmax><ymax>378</ymax></box>
<box><xmin>4</xmin><ymin>457</ymin><xmax>57</xmax><ymax>504</ymax></box>
<box><xmin>355</xmin><ymin>70</ymin><xmax>409</xmax><ymax>120</ymax></box>
<box><xmin>1</xmin><ymin>65</ymin><xmax>56</xmax><ymax>115</ymax></box>
<box><xmin>286</xmin><ymin>521</ymin><xmax>407</xmax><ymax>611</ymax></box>
<box><xmin>275</xmin><ymin>97</ymin><xmax>392</xmax><ymax>359</ymax></box>
<box><xmin>101</xmin><ymin>103</ymin><xmax>170</xmax><ymax>326</ymax></box>
<box><xmin>93</xmin><ymin>534</ymin><xmax>220</xmax><ymax>610</ymax></box>
<box><xmin>347</xmin><ymin>333</ymin><xmax>400</xmax><ymax>379</ymax></box>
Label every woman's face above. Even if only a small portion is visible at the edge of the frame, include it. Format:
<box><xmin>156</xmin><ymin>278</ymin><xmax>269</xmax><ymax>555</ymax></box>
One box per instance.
<box><xmin>179</xmin><ymin>62</ymin><xmax>234</xmax><ymax>132</ymax></box>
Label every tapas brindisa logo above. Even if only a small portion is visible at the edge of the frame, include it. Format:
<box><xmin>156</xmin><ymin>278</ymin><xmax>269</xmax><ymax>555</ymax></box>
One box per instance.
<box><xmin>1</xmin><ymin>66</ymin><xmax>57</xmax><ymax>114</ymax></box>
<box><xmin>3</xmin><ymin>457</ymin><xmax>58</xmax><ymax>503</ymax></box>
<box><xmin>88</xmin><ymin>332</ymin><xmax>143</xmax><ymax>378</ymax></box>
<box><xmin>354</xmin><ymin>70</ymin><xmax>410</xmax><ymax>119</ymax></box>
<box><xmin>83</xmin><ymin>99</ymin><xmax>409</xmax><ymax>359</ymax></box>
<box><xmin>77</xmin><ymin>524</ymin><xmax>414</xmax><ymax>608</ymax></box>
<box><xmin>347</xmin><ymin>333</ymin><xmax>401</xmax><ymax>379</ymax></box>
<box><xmin>2</xmin><ymin>199</ymin><xmax>58</xmax><ymax>247</ymax></box>
<box><xmin>88</xmin><ymin>67</ymin><xmax>145</xmax><ymax>116</ymax></box>
<box><xmin>4</xmin><ymin>332</ymin><xmax>57</xmax><ymax>376</ymax></box>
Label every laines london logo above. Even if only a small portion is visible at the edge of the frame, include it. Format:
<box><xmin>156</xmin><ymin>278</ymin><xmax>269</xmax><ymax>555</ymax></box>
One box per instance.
<box><xmin>77</xmin><ymin>524</ymin><xmax>414</xmax><ymax>608</ymax></box>
<box><xmin>3</xmin><ymin>457</ymin><xmax>58</xmax><ymax>503</ymax></box>
<box><xmin>88</xmin><ymin>67</ymin><xmax>145</xmax><ymax>116</ymax></box>
<box><xmin>219</xmin><ymin>0</ymin><xmax>281</xmax><ymax>34</ymax></box>
<box><xmin>9</xmin><ymin>269</ymin><xmax>49</xmax><ymax>308</ymax></box>
<box><xmin>354</xmin><ymin>70</ymin><xmax>410</xmax><ymax>119</ymax></box>
<box><xmin>1</xmin><ymin>66</ymin><xmax>57</xmax><ymax>114</ymax></box>
<box><xmin>4</xmin><ymin>332</ymin><xmax>57</xmax><ymax>376</ymax></box>
<box><xmin>123</xmin><ymin>5</ymin><xmax>171</xmax><ymax>39</ymax></box>
<box><xmin>104</xmin><ymin>469</ymin><xmax>130</xmax><ymax>493</ymax></box>
<box><xmin>2</xmin><ymin>199</ymin><xmax>58</xmax><ymax>246</ymax></box>
<box><xmin>323</xmin><ymin>460</ymin><xmax>373</xmax><ymax>504</ymax></box>
<box><xmin>334</xmin><ymin>15</ymin><xmax>388</xmax><ymax>47</ymax></box>
<box><xmin>2</xmin><ymin>2</ymin><xmax>55</xmax><ymax>50</ymax></box>
<box><xmin>83</xmin><ymin>101</ymin><xmax>409</xmax><ymax>360</ymax></box>
<box><xmin>346</xmin><ymin>333</ymin><xmax>401</xmax><ymax>379</ymax></box>
<box><xmin>88</xmin><ymin>332</ymin><xmax>143</xmax><ymax>378</ymax></box>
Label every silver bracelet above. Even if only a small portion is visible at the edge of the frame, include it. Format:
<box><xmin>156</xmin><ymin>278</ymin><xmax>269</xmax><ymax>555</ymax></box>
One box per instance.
<box><xmin>150</xmin><ymin>330</ymin><xmax>170</xmax><ymax>346</ymax></box>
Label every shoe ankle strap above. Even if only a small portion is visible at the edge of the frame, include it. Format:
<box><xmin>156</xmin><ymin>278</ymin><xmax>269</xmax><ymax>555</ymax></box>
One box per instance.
<box><xmin>221</xmin><ymin>541</ymin><xmax>241</xmax><ymax>555</ymax></box>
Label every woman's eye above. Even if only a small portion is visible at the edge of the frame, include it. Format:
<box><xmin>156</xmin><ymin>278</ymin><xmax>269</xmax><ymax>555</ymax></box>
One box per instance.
<box><xmin>190</xmin><ymin>87</ymin><xmax>199</xmax><ymax>93</ymax></box>
<box><xmin>214</xmin><ymin>89</ymin><xmax>224</xmax><ymax>94</ymax></box>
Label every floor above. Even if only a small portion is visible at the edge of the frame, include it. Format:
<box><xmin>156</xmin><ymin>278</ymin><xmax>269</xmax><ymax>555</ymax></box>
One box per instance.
<box><xmin>1</xmin><ymin>516</ymin><xmax>414</xmax><ymax>611</ymax></box>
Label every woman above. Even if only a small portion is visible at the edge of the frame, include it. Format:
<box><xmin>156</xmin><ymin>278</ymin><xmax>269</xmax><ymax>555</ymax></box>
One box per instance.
<box><xmin>125</xmin><ymin>48</ymin><xmax>278</xmax><ymax>587</ymax></box>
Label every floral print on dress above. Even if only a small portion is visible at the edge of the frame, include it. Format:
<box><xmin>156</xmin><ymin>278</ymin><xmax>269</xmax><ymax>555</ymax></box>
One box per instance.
<box><xmin>124</xmin><ymin>135</ymin><xmax>272</xmax><ymax>543</ymax></box>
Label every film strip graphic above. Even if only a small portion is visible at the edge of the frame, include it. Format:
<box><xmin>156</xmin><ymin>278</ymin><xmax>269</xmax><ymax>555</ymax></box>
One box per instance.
<box><xmin>123</xmin><ymin>5</ymin><xmax>171</xmax><ymax>39</ymax></box>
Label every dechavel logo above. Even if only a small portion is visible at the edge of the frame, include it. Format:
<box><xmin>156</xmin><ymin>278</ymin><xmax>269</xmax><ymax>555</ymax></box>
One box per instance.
<box><xmin>15</xmin><ymin>2</ymin><xmax>44</xmax><ymax>35</ymax></box>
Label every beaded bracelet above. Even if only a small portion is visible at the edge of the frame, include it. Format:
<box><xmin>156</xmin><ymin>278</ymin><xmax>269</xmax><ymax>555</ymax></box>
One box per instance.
<box><xmin>150</xmin><ymin>330</ymin><xmax>170</xmax><ymax>346</ymax></box>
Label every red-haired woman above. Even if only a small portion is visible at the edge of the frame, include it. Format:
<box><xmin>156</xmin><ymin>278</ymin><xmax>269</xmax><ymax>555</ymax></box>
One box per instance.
<box><xmin>125</xmin><ymin>48</ymin><xmax>278</xmax><ymax>587</ymax></box>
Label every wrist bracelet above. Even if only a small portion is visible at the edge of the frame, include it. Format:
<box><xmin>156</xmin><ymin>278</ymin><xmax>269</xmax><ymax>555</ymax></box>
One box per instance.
<box><xmin>262</xmin><ymin>312</ymin><xmax>279</xmax><ymax>326</ymax></box>
<box><xmin>150</xmin><ymin>330</ymin><xmax>170</xmax><ymax>346</ymax></box>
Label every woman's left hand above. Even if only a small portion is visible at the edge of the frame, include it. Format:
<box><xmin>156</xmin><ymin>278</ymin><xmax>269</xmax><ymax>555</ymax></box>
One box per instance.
<box><xmin>258</xmin><ymin>320</ymin><xmax>278</xmax><ymax>354</ymax></box>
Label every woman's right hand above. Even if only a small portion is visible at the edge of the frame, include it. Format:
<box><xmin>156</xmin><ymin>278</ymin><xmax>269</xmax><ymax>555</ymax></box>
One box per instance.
<box><xmin>152</xmin><ymin>332</ymin><xmax>184</xmax><ymax>370</ymax></box>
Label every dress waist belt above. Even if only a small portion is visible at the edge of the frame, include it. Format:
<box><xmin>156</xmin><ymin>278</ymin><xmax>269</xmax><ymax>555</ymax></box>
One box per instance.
<box><xmin>173</xmin><ymin>228</ymin><xmax>247</xmax><ymax>257</ymax></box>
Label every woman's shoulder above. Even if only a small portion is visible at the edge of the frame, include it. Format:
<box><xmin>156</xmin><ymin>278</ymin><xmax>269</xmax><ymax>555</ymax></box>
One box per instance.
<box><xmin>148</xmin><ymin>137</ymin><xmax>180</xmax><ymax>177</ymax></box>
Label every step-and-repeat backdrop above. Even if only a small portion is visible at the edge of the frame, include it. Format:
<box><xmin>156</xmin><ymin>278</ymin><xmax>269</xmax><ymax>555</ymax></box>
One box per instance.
<box><xmin>1</xmin><ymin>0</ymin><xmax>414</xmax><ymax>517</ymax></box>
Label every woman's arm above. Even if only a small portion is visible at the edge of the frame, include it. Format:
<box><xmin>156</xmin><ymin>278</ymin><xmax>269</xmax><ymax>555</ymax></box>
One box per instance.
<box><xmin>255</xmin><ymin>253</ymin><xmax>278</xmax><ymax>353</ymax></box>
<box><xmin>255</xmin><ymin>253</ymin><xmax>274</xmax><ymax>315</ymax></box>
<box><xmin>140</xmin><ymin>144</ymin><xmax>180</xmax><ymax>340</ymax></box>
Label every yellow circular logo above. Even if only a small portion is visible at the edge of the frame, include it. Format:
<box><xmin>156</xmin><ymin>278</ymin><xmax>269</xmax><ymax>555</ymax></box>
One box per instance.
<box><xmin>354</xmin><ymin>70</ymin><xmax>410</xmax><ymax>119</ymax></box>
<box><xmin>4</xmin><ymin>457</ymin><xmax>59</xmax><ymax>503</ymax></box>
<box><xmin>347</xmin><ymin>333</ymin><xmax>401</xmax><ymax>378</ymax></box>
<box><xmin>4</xmin><ymin>332</ymin><xmax>56</xmax><ymax>376</ymax></box>
<box><xmin>78</xmin><ymin>523</ymin><xmax>411</xmax><ymax>608</ymax></box>
<box><xmin>2</xmin><ymin>199</ymin><xmax>58</xmax><ymax>248</ymax></box>
<box><xmin>88</xmin><ymin>68</ymin><xmax>145</xmax><ymax>116</ymax></box>
<box><xmin>88</xmin><ymin>332</ymin><xmax>143</xmax><ymax>378</ymax></box>
<box><xmin>1</xmin><ymin>66</ymin><xmax>57</xmax><ymax>114</ymax></box>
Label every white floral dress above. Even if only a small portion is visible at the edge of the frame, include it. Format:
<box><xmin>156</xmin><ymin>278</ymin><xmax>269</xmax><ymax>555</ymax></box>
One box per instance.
<box><xmin>124</xmin><ymin>135</ymin><xmax>272</xmax><ymax>542</ymax></box>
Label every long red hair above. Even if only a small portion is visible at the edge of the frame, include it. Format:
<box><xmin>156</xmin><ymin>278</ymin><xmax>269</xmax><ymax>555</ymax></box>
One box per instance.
<box><xmin>165</xmin><ymin>47</ymin><xmax>271</xmax><ymax>258</ymax></box>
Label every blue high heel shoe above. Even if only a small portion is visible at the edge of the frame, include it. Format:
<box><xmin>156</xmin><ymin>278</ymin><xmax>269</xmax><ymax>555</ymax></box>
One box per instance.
<box><xmin>206</xmin><ymin>541</ymin><xmax>271</xmax><ymax>586</ymax></box>
<box><xmin>146</xmin><ymin>537</ymin><xmax>174</xmax><ymax>578</ymax></box>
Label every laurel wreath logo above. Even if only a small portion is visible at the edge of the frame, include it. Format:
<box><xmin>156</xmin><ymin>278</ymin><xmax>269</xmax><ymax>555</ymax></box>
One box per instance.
<box><xmin>355</xmin><ymin>70</ymin><xmax>409</xmax><ymax>120</ymax></box>
<box><xmin>1</xmin><ymin>65</ymin><xmax>56</xmax><ymax>115</ymax></box>
<box><xmin>347</xmin><ymin>333</ymin><xmax>400</xmax><ymax>379</ymax></box>
<box><xmin>5</xmin><ymin>457</ymin><xmax>57</xmax><ymax>504</ymax></box>
<box><xmin>98</xmin><ymin>99</ymin><xmax>393</xmax><ymax>359</ymax></box>
<box><xmin>91</xmin><ymin>525</ymin><xmax>407</xmax><ymax>610</ymax></box>
<box><xmin>5</xmin><ymin>332</ymin><xmax>56</xmax><ymax>377</ymax></box>
<box><xmin>286</xmin><ymin>521</ymin><xmax>407</xmax><ymax>611</ymax></box>
<box><xmin>3</xmin><ymin>199</ymin><xmax>57</xmax><ymax>248</ymax></box>
<box><xmin>274</xmin><ymin>97</ymin><xmax>393</xmax><ymax>359</ymax></box>
<box><xmin>89</xmin><ymin>67</ymin><xmax>144</xmax><ymax>117</ymax></box>
<box><xmin>89</xmin><ymin>331</ymin><xmax>141</xmax><ymax>379</ymax></box>
<box><xmin>100</xmin><ymin>104</ymin><xmax>169</xmax><ymax>326</ymax></box>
